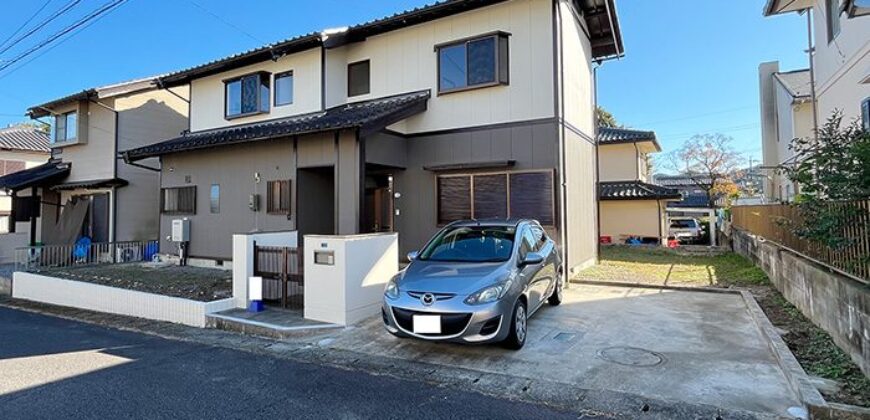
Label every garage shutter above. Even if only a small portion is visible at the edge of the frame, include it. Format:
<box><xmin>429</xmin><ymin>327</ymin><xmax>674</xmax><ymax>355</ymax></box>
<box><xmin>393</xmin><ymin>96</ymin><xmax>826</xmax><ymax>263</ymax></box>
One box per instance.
<box><xmin>437</xmin><ymin>176</ymin><xmax>471</xmax><ymax>224</ymax></box>
<box><xmin>473</xmin><ymin>174</ymin><xmax>508</xmax><ymax>219</ymax></box>
<box><xmin>509</xmin><ymin>171</ymin><xmax>554</xmax><ymax>225</ymax></box>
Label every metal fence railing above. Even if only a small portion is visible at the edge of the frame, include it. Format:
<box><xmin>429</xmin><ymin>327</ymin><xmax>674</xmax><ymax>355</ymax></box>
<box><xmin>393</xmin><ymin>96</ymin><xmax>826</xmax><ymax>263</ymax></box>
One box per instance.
<box><xmin>731</xmin><ymin>201</ymin><xmax>870</xmax><ymax>281</ymax></box>
<box><xmin>15</xmin><ymin>240</ymin><xmax>160</xmax><ymax>272</ymax></box>
<box><xmin>253</xmin><ymin>243</ymin><xmax>304</xmax><ymax>309</ymax></box>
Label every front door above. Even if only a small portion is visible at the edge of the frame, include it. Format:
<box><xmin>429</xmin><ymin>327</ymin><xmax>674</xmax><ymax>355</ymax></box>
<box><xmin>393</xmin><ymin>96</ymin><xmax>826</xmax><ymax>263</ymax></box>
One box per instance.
<box><xmin>364</xmin><ymin>174</ymin><xmax>393</xmax><ymax>233</ymax></box>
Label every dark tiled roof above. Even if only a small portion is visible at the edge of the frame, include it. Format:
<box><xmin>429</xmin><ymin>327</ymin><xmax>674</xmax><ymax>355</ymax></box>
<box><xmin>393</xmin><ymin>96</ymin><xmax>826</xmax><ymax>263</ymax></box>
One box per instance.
<box><xmin>653</xmin><ymin>174</ymin><xmax>713</xmax><ymax>187</ymax></box>
<box><xmin>0</xmin><ymin>161</ymin><xmax>70</xmax><ymax>192</ymax></box>
<box><xmin>0</xmin><ymin>126</ymin><xmax>50</xmax><ymax>152</ymax></box>
<box><xmin>599</xmin><ymin>181</ymin><xmax>681</xmax><ymax>201</ymax></box>
<box><xmin>28</xmin><ymin>76</ymin><xmax>159</xmax><ymax>118</ymax></box>
<box><xmin>161</xmin><ymin>0</ymin><xmax>622</xmax><ymax>87</ymax></box>
<box><xmin>123</xmin><ymin>90</ymin><xmax>431</xmax><ymax>161</ymax></box>
<box><xmin>598</xmin><ymin>127</ymin><xmax>658</xmax><ymax>146</ymax></box>
<box><xmin>668</xmin><ymin>194</ymin><xmax>710</xmax><ymax>208</ymax></box>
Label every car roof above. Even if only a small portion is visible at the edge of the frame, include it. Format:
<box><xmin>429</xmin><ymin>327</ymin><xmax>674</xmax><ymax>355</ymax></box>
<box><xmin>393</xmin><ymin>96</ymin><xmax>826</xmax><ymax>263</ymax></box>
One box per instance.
<box><xmin>446</xmin><ymin>218</ymin><xmax>533</xmax><ymax>228</ymax></box>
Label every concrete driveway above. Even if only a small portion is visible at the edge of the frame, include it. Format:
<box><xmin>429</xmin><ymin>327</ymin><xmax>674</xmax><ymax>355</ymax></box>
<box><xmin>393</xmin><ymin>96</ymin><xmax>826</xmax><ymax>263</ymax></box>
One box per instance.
<box><xmin>321</xmin><ymin>284</ymin><xmax>805</xmax><ymax>417</ymax></box>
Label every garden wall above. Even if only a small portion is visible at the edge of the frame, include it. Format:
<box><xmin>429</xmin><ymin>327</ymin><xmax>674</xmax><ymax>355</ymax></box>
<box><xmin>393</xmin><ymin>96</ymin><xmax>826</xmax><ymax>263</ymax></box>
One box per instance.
<box><xmin>732</xmin><ymin>228</ymin><xmax>870</xmax><ymax>377</ymax></box>
<box><xmin>12</xmin><ymin>272</ymin><xmax>236</xmax><ymax>327</ymax></box>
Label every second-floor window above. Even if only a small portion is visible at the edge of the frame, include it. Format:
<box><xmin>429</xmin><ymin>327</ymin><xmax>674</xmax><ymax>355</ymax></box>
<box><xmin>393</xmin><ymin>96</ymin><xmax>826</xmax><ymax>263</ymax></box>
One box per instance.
<box><xmin>53</xmin><ymin>111</ymin><xmax>77</xmax><ymax>143</ymax></box>
<box><xmin>274</xmin><ymin>71</ymin><xmax>294</xmax><ymax>106</ymax></box>
<box><xmin>348</xmin><ymin>60</ymin><xmax>370</xmax><ymax>97</ymax></box>
<box><xmin>225</xmin><ymin>72</ymin><xmax>270</xmax><ymax>119</ymax></box>
<box><xmin>437</xmin><ymin>32</ymin><xmax>509</xmax><ymax>94</ymax></box>
<box><xmin>826</xmin><ymin>0</ymin><xmax>841</xmax><ymax>42</ymax></box>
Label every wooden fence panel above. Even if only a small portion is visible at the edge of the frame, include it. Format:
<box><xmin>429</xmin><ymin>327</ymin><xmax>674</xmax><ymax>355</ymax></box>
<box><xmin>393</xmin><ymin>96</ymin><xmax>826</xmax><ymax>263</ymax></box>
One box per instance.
<box><xmin>731</xmin><ymin>201</ymin><xmax>869</xmax><ymax>280</ymax></box>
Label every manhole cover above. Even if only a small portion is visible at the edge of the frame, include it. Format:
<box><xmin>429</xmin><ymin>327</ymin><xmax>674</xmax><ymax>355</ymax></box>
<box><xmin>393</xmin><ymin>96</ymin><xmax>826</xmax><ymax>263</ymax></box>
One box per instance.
<box><xmin>597</xmin><ymin>346</ymin><xmax>665</xmax><ymax>367</ymax></box>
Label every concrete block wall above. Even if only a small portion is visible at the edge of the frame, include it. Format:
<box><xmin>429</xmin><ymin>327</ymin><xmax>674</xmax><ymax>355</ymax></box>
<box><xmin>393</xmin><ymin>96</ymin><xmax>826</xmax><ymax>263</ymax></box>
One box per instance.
<box><xmin>732</xmin><ymin>229</ymin><xmax>870</xmax><ymax>377</ymax></box>
<box><xmin>12</xmin><ymin>272</ymin><xmax>236</xmax><ymax>327</ymax></box>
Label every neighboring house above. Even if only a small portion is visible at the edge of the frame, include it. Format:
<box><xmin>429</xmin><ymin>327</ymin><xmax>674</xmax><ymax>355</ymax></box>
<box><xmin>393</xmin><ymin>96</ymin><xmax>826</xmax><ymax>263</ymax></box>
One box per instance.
<box><xmin>0</xmin><ymin>77</ymin><xmax>189</xmax><ymax>250</ymax></box>
<box><xmin>653</xmin><ymin>173</ymin><xmax>713</xmax><ymax>209</ymax></box>
<box><xmin>122</xmin><ymin>0</ymin><xmax>624</xmax><ymax>276</ymax></box>
<box><xmin>597</xmin><ymin>127</ymin><xmax>680</xmax><ymax>245</ymax></box>
<box><xmin>0</xmin><ymin>126</ymin><xmax>50</xmax><ymax>263</ymax></box>
<box><xmin>758</xmin><ymin>64</ymin><xmax>813</xmax><ymax>202</ymax></box>
<box><xmin>763</xmin><ymin>0</ymin><xmax>869</xmax><ymax>129</ymax></box>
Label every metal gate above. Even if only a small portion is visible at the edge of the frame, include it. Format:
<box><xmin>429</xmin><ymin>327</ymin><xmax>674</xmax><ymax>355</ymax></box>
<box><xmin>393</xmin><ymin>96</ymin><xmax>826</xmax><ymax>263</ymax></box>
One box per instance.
<box><xmin>253</xmin><ymin>243</ymin><xmax>304</xmax><ymax>309</ymax></box>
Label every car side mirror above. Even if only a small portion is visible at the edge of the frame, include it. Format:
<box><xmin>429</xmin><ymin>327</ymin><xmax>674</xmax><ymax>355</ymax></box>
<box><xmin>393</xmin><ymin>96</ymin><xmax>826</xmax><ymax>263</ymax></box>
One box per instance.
<box><xmin>407</xmin><ymin>251</ymin><xmax>419</xmax><ymax>261</ymax></box>
<box><xmin>520</xmin><ymin>251</ymin><xmax>544</xmax><ymax>266</ymax></box>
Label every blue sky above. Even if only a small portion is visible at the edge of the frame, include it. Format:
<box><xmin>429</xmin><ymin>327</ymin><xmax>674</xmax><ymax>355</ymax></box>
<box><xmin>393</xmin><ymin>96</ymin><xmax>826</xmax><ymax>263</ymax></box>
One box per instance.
<box><xmin>0</xmin><ymin>0</ymin><xmax>808</xmax><ymax>163</ymax></box>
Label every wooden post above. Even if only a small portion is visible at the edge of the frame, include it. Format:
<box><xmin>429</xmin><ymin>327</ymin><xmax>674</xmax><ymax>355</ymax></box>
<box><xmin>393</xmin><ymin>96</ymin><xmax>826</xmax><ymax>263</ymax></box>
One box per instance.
<box><xmin>282</xmin><ymin>246</ymin><xmax>289</xmax><ymax>309</ymax></box>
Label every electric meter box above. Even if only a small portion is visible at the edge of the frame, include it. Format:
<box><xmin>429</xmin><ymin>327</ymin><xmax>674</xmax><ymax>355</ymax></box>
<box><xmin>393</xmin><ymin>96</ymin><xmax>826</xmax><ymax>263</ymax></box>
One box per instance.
<box><xmin>171</xmin><ymin>219</ymin><xmax>190</xmax><ymax>242</ymax></box>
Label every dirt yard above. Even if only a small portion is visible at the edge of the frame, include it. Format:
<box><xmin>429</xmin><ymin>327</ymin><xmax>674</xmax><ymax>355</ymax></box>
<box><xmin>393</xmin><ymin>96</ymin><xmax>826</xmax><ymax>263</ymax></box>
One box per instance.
<box><xmin>38</xmin><ymin>263</ymin><xmax>233</xmax><ymax>302</ymax></box>
<box><xmin>575</xmin><ymin>245</ymin><xmax>870</xmax><ymax>408</ymax></box>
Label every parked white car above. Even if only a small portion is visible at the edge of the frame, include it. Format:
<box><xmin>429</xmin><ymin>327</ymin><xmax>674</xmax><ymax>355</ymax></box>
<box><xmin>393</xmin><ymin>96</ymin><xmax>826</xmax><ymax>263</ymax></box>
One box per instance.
<box><xmin>669</xmin><ymin>218</ymin><xmax>703</xmax><ymax>243</ymax></box>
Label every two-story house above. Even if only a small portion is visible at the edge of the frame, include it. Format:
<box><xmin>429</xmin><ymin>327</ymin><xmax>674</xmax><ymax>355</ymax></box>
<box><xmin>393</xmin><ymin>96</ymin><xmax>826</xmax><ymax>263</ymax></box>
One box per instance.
<box><xmin>596</xmin><ymin>127</ymin><xmax>679</xmax><ymax>245</ymax></box>
<box><xmin>122</xmin><ymin>0</ymin><xmax>624</xmax><ymax>276</ymax></box>
<box><xmin>0</xmin><ymin>77</ymin><xmax>189</xmax><ymax>249</ymax></box>
<box><xmin>758</xmin><ymin>63</ymin><xmax>813</xmax><ymax>202</ymax></box>
<box><xmin>763</xmin><ymin>0</ymin><xmax>869</xmax><ymax>130</ymax></box>
<box><xmin>0</xmin><ymin>125</ymin><xmax>50</xmax><ymax>262</ymax></box>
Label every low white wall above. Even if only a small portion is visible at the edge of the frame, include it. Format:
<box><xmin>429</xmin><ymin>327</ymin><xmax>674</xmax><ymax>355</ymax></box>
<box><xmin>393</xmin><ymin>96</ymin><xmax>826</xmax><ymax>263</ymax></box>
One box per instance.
<box><xmin>304</xmin><ymin>233</ymin><xmax>398</xmax><ymax>326</ymax></box>
<box><xmin>12</xmin><ymin>272</ymin><xmax>236</xmax><ymax>327</ymax></box>
<box><xmin>232</xmin><ymin>231</ymin><xmax>298</xmax><ymax>308</ymax></box>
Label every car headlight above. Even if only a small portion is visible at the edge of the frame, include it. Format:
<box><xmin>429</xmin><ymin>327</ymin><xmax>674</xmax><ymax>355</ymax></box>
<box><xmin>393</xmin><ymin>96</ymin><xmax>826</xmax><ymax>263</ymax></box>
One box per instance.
<box><xmin>384</xmin><ymin>277</ymin><xmax>399</xmax><ymax>300</ymax></box>
<box><xmin>464</xmin><ymin>280</ymin><xmax>512</xmax><ymax>305</ymax></box>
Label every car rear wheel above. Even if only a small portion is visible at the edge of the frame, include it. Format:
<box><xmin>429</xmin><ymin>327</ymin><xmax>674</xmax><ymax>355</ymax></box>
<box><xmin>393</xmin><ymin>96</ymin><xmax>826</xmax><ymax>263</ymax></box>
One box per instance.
<box><xmin>502</xmin><ymin>299</ymin><xmax>527</xmax><ymax>350</ymax></box>
<box><xmin>548</xmin><ymin>274</ymin><xmax>563</xmax><ymax>306</ymax></box>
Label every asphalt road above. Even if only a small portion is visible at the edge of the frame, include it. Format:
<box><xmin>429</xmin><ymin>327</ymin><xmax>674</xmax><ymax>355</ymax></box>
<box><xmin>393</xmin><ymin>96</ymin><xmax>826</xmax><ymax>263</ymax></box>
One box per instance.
<box><xmin>0</xmin><ymin>307</ymin><xmax>577</xmax><ymax>420</ymax></box>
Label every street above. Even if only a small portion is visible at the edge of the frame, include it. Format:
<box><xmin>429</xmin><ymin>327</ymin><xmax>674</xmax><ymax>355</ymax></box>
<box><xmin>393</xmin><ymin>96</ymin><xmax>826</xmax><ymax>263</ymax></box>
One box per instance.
<box><xmin>0</xmin><ymin>307</ymin><xmax>577</xmax><ymax>420</ymax></box>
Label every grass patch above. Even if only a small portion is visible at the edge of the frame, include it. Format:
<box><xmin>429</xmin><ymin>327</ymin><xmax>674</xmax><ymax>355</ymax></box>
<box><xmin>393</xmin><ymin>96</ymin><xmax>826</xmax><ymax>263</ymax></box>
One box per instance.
<box><xmin>576</xmin><ymin>246</ymin><xmax>767</xmax><ymax>287</ymax></box>
<box><xmin>576</xmin><ymin>245</ymin><xmax>870</xmax><ymax>407</ymax></box>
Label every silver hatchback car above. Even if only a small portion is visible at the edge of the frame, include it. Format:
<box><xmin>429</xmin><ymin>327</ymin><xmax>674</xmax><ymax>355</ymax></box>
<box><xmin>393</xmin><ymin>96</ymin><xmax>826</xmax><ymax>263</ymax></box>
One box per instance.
<box><xmin>381</xmin><ymin>219</ymin><xmax>563</xmax><ymax>349</ymax></box>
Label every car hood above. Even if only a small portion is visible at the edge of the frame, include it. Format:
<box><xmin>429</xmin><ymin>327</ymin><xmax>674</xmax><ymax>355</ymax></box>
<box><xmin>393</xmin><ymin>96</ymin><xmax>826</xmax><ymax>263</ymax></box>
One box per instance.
<box><xmin>397</xmin><ymin>260</ymin><xmax>512</xmax><ymax>296</ymax></box>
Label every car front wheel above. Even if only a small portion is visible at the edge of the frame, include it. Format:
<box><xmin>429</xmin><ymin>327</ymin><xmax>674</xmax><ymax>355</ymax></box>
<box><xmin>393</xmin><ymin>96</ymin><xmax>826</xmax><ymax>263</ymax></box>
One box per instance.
<box><xmin>502</xmin><ymin>299</ymin><xmax>527</xmax><ymax>350</ymax></box>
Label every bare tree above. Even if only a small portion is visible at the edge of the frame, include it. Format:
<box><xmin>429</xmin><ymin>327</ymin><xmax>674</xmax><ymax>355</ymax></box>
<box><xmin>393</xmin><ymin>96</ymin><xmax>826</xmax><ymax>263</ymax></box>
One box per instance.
<box><xmin>664</xmin><ymin>133</ymin><xmax>744</xmax><ymax>208</ymax></box>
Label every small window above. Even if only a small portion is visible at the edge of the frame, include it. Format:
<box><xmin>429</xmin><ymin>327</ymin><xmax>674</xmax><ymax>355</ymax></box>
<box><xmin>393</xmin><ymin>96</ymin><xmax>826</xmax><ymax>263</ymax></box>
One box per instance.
<box><xmin>52</xmin><ymin>111</ymin><xmax>77</xmax><ymax>143</ymax></box>
<box><xmin>267</xmin><ymin>180</ymin><xmax>291</xmax><ymax>215</ymax></box>
<box><xmin>347</xmin><ymin>60</ymin><xmax>370</xmax><ymax>97</ymax></box>
<box><xmin>225</xmin><ymin>72</ymin><xmax>270</xmax><ymax>119</ymax></box>
<box><xmin>161</xmin><ymin>186</ymin><xmax>196</xmax><ymax>214</ymax></box>
<box><xmin>826</xmin><ymin>0</ymin><xmax>841</xmax><ymax>42</ymax></box>
<box><xmin>437</xmin><ymin>33</ymin><xmax>509</xmax><ymax>94</ymax></box>
<box><xmin>210</xmin><ymin>184</ymin><xmax>220</xmax><ymax>214</ymax></box>
<box><xmin>862</xmin><ymin>97</ymin><xmax>870</xmax><ymax>131</ymax></box>
<box><xmin>274</xmin><ymin>71</ymin><xmax>294</xmax><ymax>106</ymax></box>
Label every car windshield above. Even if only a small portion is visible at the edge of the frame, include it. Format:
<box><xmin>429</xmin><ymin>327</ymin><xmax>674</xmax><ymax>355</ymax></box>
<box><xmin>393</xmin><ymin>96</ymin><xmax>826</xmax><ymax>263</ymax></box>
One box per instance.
<box><xmin>418</xmin><ymin>225</ymin><xmax>516</xmax><ymax>262</ymax></box>
<box><xmin>670</xmin><ymin>220</ymin><xmax>697</xmax><ymax>228</ymax></box>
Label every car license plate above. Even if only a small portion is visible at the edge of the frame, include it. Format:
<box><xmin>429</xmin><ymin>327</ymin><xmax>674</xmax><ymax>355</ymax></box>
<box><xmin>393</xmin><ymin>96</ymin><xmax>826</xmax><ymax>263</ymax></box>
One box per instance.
<box><xmin>413</xmin><ymin>315</ymin><xmax>441</xmax><ymax>334</ymax></box>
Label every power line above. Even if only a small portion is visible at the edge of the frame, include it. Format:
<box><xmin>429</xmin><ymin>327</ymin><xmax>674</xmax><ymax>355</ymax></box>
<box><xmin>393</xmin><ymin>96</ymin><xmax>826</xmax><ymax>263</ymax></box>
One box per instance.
<box><xmin>0</xmin><ymin>1</ymin><xmax>124</xmax><ymax>82</ymax></box>
<box><xmin>0</xmin><ymin>0</ymin><xmax>127</xmax><ymax>74</ymax></box>
<box><xmin>185</xmin><ymin>0</ymin><xmax>263</xmax><ymax>44</ymax></box>
<box><xmin>0</xmin><ymin>0</ymin><xmax>83</xmax><ymax>57</ymax></box>
<box><xmin>0</xmin><ymin>0</ymin><xmax>55</xmax><ymax>53</ymax></box>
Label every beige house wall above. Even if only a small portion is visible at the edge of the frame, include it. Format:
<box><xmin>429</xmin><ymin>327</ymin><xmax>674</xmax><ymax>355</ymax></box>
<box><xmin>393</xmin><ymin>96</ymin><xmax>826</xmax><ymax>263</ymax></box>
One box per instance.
<box><xmin>812</xmin><ymin>5</ymin><xmax>869</xmax><ymax>123</ymax></box>
<box><xmin>599</xmin><ymin>143</ymin><xmax>640</xmax><ymax>182</ymax></box>
<box><xmin>342</xmin><ymin>0</ymin><xmax>554</xmax><ymax>135</ymax></box>
<box><xmin>599</xmin><ymin>200</ymin><xmax>666</xmax><ymax>243</ymax></box>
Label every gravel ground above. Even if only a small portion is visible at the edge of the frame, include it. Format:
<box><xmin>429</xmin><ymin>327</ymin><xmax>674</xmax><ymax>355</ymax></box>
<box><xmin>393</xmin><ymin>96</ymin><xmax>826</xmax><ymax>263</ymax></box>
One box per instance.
<box><xmin>36</xmin><ymin>263</ymin><xmax>233</xmax><ymax>302</ymax></box>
